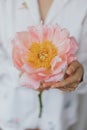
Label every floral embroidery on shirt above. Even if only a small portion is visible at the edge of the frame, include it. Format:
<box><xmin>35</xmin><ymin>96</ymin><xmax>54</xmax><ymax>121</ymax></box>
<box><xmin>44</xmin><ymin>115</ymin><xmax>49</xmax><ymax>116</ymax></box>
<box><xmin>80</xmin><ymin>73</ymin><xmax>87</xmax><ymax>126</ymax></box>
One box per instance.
<box><xmin>25</xmin><ymin>0</ymin><xmax>29</xmax><ymax>7</ymax></box>
<box><xmin>19</xmin><ymin>1</ymin><xmax>28</xmax><ymax>9</ymax></box>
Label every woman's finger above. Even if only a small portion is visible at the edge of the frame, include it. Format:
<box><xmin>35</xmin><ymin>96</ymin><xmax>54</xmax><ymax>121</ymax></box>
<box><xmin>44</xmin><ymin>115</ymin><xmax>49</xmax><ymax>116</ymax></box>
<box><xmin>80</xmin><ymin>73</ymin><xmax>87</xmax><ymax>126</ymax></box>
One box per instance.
<box><xmin>39</xmin><ymin>61</ymin><xmax>84</xmax><ymax>90</ymax></box>
<box><xmin>42</xmin><ymin>81</ymin><xmax>56</xmax><ymax>88</ymax></box>
<box><xmin>52</xmin><ymin>67</ymin><xmax>82</xmax><ymax>88</ymax></box>
<box><xmin>66</xmin><ymin>61</ymin><xmax>81</xmax><ymax>75</ymax></box>
<box><xmin>57</xmin><ymin>82</ymin><xmax>78</xmax><ymax>92</ymax></box>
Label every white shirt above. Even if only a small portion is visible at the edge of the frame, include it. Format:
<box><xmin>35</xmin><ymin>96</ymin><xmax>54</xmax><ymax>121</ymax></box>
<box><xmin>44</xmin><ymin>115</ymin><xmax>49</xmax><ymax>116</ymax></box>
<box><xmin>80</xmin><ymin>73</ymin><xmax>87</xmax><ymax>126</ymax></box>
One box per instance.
<box><xmin>0</xmin><ymin>0</ymin><xmax>87</xmax><ymax>130</ymax></box>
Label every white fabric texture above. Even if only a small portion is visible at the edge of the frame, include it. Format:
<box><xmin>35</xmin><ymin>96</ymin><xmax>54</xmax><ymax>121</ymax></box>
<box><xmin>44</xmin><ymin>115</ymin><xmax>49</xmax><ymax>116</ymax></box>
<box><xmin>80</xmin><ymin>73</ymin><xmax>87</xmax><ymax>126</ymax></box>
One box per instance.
<box><xmin>0</xmin><ymin>0</ymin><xmax>87</xmax><ymax>130</ymax></box>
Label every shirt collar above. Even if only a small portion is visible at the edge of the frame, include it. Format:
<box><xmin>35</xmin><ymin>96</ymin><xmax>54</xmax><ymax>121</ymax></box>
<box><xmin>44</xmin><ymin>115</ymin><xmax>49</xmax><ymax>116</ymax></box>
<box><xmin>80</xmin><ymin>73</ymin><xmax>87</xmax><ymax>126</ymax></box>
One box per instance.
<box><xmin>27</xmin><ymin>0</ymin><xmax>71</xmax><ymax>25</ymax></box>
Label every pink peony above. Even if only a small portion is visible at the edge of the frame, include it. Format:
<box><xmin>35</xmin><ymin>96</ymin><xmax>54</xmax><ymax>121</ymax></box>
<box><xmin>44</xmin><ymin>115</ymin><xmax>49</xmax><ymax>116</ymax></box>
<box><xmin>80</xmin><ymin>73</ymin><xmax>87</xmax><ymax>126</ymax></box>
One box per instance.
<box><xmin>12</xmin><ymin>25</ymin><xmax>78</xmax><ymax>89</ymax></box>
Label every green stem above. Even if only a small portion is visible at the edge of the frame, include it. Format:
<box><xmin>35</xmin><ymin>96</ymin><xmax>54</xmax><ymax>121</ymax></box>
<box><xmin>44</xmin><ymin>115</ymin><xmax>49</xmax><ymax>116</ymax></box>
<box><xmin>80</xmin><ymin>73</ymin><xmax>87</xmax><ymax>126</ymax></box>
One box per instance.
<box><xmin>38</xmin><ymin>92</ymin><xmax>43</xmax><ymax>118</ymax></box>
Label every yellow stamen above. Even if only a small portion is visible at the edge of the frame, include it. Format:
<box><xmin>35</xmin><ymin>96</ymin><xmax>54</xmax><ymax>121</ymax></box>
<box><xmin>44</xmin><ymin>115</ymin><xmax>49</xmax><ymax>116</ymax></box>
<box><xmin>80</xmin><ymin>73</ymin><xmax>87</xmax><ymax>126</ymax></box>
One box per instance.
<box><xmin>27</xmin><ymin>41</ymin><xmax>57</xmax><ymax>68</ymax></box>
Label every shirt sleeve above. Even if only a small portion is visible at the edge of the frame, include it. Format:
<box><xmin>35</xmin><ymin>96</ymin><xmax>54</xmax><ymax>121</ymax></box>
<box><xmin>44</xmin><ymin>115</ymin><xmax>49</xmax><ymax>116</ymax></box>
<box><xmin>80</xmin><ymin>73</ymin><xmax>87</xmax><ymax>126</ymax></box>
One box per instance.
<box><xmin>76</xmin><ymin>12</ymin><xmax>87</xmax><ymax>94</ymax></box>
<box><xmin>0</xmin><ymin>1</ymin><xmax>19</xmax><ymax>93</ymax></box>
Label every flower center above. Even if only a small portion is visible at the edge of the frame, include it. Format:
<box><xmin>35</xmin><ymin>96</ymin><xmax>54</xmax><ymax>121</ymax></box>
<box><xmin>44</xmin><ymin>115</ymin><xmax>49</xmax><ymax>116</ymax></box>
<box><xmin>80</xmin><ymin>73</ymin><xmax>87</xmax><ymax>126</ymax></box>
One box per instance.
<box><xmin>38</xmin><ymin>51</ymin><xmax>48</xmax><ymax>61</ymax></box>
<box><xmin>27</xmin><ymin>41</ymin><xmax>57</xmax><ymax>68</ymax></box>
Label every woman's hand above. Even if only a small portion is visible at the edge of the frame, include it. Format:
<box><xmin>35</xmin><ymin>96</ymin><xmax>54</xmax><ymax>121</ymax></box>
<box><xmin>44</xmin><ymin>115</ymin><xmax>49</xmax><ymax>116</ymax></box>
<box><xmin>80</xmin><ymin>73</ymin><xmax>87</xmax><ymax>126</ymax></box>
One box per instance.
<box><xmin>39</xmin><ymin>61</ymin><xmax>84</xmax><ymax>92</ymax></box>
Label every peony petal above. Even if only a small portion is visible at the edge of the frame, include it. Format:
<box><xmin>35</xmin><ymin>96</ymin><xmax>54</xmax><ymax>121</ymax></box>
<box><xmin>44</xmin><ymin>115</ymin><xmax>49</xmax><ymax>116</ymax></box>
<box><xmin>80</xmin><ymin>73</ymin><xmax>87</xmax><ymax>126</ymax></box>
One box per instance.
<box><xmin>66</xmin><ymin>37</ymin><xmax>78</xmax><ymax>63</ymax></box>
<box><xmin>30</xmin><ymin>73</ymin><xmax>48</xmax><ymax>81</ymax></box>
<box><xmin>12</xmin><ymin>44</ymin><xmax>24</xmax><ymax>71</ymax></box>
<box><xmin>30</xmin><ymin>68</ymin><xmax>51</xmax><ymax>81</ymax></box>
<box><xmin>12</xmin><ymin>32</ymin><xmax>31</xmax><ymax>65</ymax></box>
<box><xmin>67</xmin><ymin>54</ymin><xmax>77</xmax><ymax>64</ymax></box>
<box><xmin>69</xmin><ymin>37</ymin><xmax>78</xmax><ymax>54</ymax></box>
<box><xmin>20</xmin><ymin>73</ymin><xmax>40</xmax><ymax>89</ymax></box>
<box><xmin>43</xmin><ymin>25</ymin><xmax>54</xmax><ymax>41</ymax></box>
<box><xmin>22</xmin><ymin>63</ymin><xmax>47</xmax><ymax>73</ymax></box>
<box><xmin>28</xmin><ymin>26</ymin><xmax>42</xmax><ymax>43</ymax></box>
<box><xmin>51</xmin><ymin>56</ymin><xmax>62</xmax><ymax>70</ymax></box>
<box><xmin>55</xmin><ymin>38</ymin><xmax>71</xmax><ymax>55</ymax></box>
<box><xmin>53</xmin><ymin>62</ymin><xmax>67</xmax><ymax>75</ymax></box>
<box><xmin>22</xmin><ymin>64</ymin><xmax>50</xmax><ymax>81</ymax></box>
<box><xmin>53</xmin><ymin>24</ymin><xmax>61</xmax><ymax>35</ymax></box>
<box><xmin>45</xmin><ymin>71</ymin><xmax>65</xmax><ymax>82</ymax></box>
<box><xmin>52</xmin><ymin>26</ymin><xmax>61</xmax><ymax>44</ymax></box>
<box><xmin>52</xmin><ymin>27</ymin><xmax>70</xmax><ymax>55</ymax></box>
<box><xmin>51</xmin><ymin>56</ymin><xmax>67</xmax><ymax>72</ymax></box>
<box><xmin>52</xmin><ymin>27</ymin><xmax>69</xmax><ymax>44</ymax></box>
<box><xmin>22</xmin><ymin>63</ymin><xmax>35</xmax><ymax>73</ymax></box>
<box><xmin>16</xmin><ymin>31</ymin><xmax>32</xmax><ymax>49</ymax></box>
<box><xmin>12</xmin><ymin>40</ymin><xmax>29</xmax><ymax>64</ymax></box>
<box><xmin>60</xmin><ymin>28</ymin><xmax>70</xmax><ymax>40</ymax></box>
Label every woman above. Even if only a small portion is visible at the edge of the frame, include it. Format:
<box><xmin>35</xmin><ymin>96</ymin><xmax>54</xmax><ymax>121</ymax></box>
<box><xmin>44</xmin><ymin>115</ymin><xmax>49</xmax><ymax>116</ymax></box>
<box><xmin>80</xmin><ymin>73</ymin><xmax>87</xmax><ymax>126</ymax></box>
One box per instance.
<box><xmin>0</xmin><ymin>0</ymin><xmax>87</xmax><ymax>130</ymax></box>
